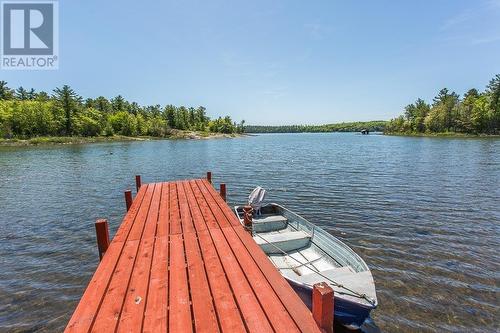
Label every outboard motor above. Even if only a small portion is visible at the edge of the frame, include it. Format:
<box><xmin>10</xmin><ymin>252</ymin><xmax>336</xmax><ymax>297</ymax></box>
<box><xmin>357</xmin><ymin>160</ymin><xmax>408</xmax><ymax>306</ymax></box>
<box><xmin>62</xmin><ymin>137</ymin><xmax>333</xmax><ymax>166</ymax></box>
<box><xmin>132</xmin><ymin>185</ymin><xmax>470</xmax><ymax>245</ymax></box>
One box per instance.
<box><xmin>248</xmin><ymin>186</ymin><xmax>266</xmax><ymax>215</ymax></box>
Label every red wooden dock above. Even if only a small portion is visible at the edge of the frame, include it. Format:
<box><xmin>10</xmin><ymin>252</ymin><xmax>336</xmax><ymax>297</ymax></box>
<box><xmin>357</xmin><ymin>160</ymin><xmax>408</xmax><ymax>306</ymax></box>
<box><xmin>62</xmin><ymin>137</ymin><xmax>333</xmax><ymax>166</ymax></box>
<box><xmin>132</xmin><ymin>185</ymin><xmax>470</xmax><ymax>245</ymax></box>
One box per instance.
<box><xmin>65</xmin><ymin>177</ymin><xmax>324</xmax><ymax>332</ymax></box>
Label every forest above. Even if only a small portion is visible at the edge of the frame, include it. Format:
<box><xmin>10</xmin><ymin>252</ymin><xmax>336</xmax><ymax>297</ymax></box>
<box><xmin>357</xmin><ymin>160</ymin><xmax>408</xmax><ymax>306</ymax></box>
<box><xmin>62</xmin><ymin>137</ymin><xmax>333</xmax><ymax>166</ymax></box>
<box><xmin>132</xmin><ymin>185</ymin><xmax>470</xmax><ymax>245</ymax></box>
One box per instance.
<box><xmin>0</xmin><ymin>82</ymin><xmax>244</xmax><ymax>139</ymax></box>
<box><xmin>244</xmin><ymin>121</ymin><xmax>387</xmax><ymax>133</ymax></box>
<box><xmin>385</xmin><ymin>74</ymin><xmax>500</xmax><ymax>135</ymax></box>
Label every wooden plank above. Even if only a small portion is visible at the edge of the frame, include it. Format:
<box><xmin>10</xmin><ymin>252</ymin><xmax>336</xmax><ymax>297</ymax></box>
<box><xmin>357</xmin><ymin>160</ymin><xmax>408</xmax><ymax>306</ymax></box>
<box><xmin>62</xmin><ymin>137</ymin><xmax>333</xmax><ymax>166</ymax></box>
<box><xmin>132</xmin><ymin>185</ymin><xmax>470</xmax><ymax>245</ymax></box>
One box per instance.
<box><xmin>182</xmin><ymin>181</ymin><xmax>207</xmax><ymax>233</ymax></box>
<box><xmin>65</xmin><ymin>241</ymin><xmax>124</xmax><ymax>332</ymax></box>
<box><xmin>191</xmin><ymin>179</ymin><xmax>278</xmax><ymax>331</ymax></box>
<box><xmin>197</xmin><ymin>231</ymin><xmax>247</xmax><ymax>333</ymax></box>
<box><xmin>169</xmin><ymin>183</ymin><xmax>182</xmax><ymax>235</ymax></box>
<box><xmin>156</xmin><ymin>183</ymin><xmax>170</xmax><ymax>238</ymax></box>
<box><xmin>143</xmin><ymin>182</ymin><xmax>170</xmax><ymax>332</ymax></box>
<box><xmin>169</xmin><ymin>234</ymin><xmax>192</xmax><ymax>333</ymax></box>
<box><xmin>127</xmin><ymin>184</ymin><xmax>155</xmax><ymax>241</ymax></box>
<box><xmin>65</xmin><ymin>186</ymin><xmax>149</xmax><ymax>333</ymax></box>
<box><xmin>209</xmin><ymin>228</ymin><xmax>273</xmax><ymax>333</ymax></box>
<box><xmin>113</xmin><ymin>184</ymin><xmax>148</xmax><ymax>242</ymax></box>
<box><xmin>90</xmin><ymin>185</ymin><xmax>155</xmax><ymax>332</ymax></box>
<box><xmin>142</xmin><ymin>236</ymin><xmax>168</xmax><ymax>333</ymax></box>
<box><xmin>117</xmin><ymin>183</ymin><xmax>162</xmax><ymax>331</ymax></box>
<box><xmin>199</xmin><ymin>179</ymin><xmax>322</xmax><ymax>333</ymax></box>
<box><xmin>177</xmin><ymin>181</ymin><xmax>196</xmax><ymax>234</ymax></box>
<box><xmin>90</xmin><ymin>239</ymin><xmax>140</xmax><ymax>332</ymax></box>
<box><xmin>198</xmin><ymin>181</ymin><xmax>300</xmax><ymax>332</ymax></box>
<box><xmin>195</xmin><ymin>180</ymin><xmax>231</xmax><ymax>228</ymax></box>
<box><xmin>221</xmin><ymin>227</ymin><xmax>300</xmax><ymax>332</ymax></box>
<box><xmin>184</xmin><ymin>231</ymin><xmax>220</xmax><ymax>332</ymax></box>
<box><xmin>198</xmin><ymin>179</ymin><xmax>240</xmax><ymax>226</ymax></box>
<box><xmin>188</xmin><ymin>180</ymin><xmax>221</xmax><ymax>230</ymax></box>
<box><xmin>234</xmin><ymin>226</ymin><xmax>321</xmax><ymax>333</ymax></box>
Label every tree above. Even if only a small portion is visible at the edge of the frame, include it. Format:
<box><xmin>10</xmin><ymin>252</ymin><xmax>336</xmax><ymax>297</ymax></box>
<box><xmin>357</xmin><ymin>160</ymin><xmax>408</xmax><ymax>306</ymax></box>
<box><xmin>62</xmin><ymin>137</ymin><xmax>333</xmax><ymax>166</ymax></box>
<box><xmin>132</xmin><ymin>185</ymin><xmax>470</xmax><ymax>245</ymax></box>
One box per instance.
<box><xmin>237</xmin><ymin>119</ymin><xmax>246</xmax><ymax>133</ymax></box>
<box><xmin>129</xmin><ymin>102</ymin><xmax>142</xmax><ymax>115</ymax></box>
<box><xmin>111</xmin><ymin>95</ymin><xmax>126</xmax><ymax>113</ymax></box>
<box><xmin>94</xmin><ymin>96</ymin><xmax>112</xmax><ymax>113</ymax></box>
<box><xmin>431</xmin><ymin>88</ymin><xmax>459</xmax><ymax>131</ymax></box>
<box><xmin>16</xmin><ymin>87</ymin><xmax>29</xmax><ymax>100</ymax></box>
<box><xmin>52</xmin><ymin>85</ymin><xmax>81</xmax><ymax>135</ymax></box>
<box><xmin>413</xmin><ymin>98</ymin><xmax>430</xmax><ymax>132</ymax></box>
<box><xmin>164</xmin><ymin>105</ymin><xmax>176</xmax><ymax>128</ymax></box>
<box><xmin>457</xmin><ymin>89</ymin><xmax>479</xmax><ymax>133</ymax></box>
<box><xmin>195</xmin><ymin>106</ymin><xmax>208</xmax><ymax>130</ymax></box>
<box><xmin>109</xmin><ymin>111</ymin><xmax>137</xmax><ymax>136</ymax></box>
<box><xmin>0</xmin><ymin>81</ymin><xmax>14</xmax><ymax>100</ymax></box>
<box><xmin>175</xmin><ymin>106</ymin><xmax>189</xmax><ymax>130</ymax></box>
<box><xmin>471</xmin><ymin>95</ymin><xmax>490</xmax><ymax>133</ymax></box>
<box><xmin>27</xmin><ymin>88</ymin><xmax>36</xmax><ymax>100</ymax></box>
<box><xmin>36</xmin><ymin>91</ymin><xmax>50</xmax><ymax>102</ymax></box>
<box><xmin>486</xmin><ymin>74</ymin><xmax>500</xmax><ymax>133</ymax></box>
<box><xmin>1</xmin><ymin>83</ymin><xmax>242</xmax><ymax>138</ymax></box>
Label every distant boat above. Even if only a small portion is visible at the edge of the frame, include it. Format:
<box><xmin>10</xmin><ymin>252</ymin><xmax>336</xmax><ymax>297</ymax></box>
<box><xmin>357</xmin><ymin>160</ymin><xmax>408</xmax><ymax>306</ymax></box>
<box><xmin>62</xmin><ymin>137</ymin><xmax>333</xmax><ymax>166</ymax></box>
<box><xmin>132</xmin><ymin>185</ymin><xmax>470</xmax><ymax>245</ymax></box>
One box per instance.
<box><xmin>361</xmin><ymin>129</ymin><xmax>369</xmax><ymax>135</ymax></box>
<box><xmin>234</xmin><ymin>197</ymin><xmax>378</xmax><ymax>329</ymax></box>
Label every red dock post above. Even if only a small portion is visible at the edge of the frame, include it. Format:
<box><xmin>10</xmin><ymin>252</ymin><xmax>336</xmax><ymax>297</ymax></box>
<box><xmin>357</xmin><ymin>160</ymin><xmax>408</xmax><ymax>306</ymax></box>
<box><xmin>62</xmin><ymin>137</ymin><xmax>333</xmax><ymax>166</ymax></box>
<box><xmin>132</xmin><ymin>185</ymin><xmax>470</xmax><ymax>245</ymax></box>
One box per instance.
<box><xmin>220</xmin><ymin>183</ymin><xmax>226</xmax><ymax>202</ymax></box>
<box><xmin>124</xmin><ymin>190</ymin><xmax>133</xmax><ymax>211</ymax></box>
<box><xmin>135</xmin><ymin>175</ymin><xmax>142</xmax><ymax>192</ymax></box>
<box><xmin>312</xmin><ymin>282</ymin><xmax>334</xmax><ymax>333</ymax></box>
<box><xmin>243</xmin><ymin>205</ymin><xmax>253</xmax><ymax>234</ymax></box>
<box><xmin>95</xmin><ymin>219</ymin><xmax>110</xmax><ymax>261</ymax></box>
<box><xmin>206</xmin><ymin>171</ymin><xmax>212</xmax><ymax>184</ymax></box>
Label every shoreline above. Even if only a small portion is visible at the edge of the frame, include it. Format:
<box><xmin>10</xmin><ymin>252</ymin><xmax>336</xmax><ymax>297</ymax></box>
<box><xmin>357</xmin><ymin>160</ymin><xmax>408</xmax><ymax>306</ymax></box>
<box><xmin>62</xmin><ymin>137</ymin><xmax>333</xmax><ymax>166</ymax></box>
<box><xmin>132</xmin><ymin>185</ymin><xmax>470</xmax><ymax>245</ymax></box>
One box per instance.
<box><xmin>0</xmin><ymin>131</ymin><xmax>244</xmax><ymax>147</ymax></box>
<box><xmin>384</xmin><ymin>132</ymin><xmax>500</xmax><ymax>138</ymax></box>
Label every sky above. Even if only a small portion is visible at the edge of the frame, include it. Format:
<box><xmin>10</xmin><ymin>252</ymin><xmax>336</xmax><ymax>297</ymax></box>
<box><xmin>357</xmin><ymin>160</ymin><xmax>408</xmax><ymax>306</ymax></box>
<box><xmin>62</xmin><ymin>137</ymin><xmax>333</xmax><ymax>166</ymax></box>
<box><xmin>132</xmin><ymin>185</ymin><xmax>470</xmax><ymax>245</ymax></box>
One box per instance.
<box><xmin>2</xmin><ymin>0</ymin><xmax>500</xmax><ymax>125</ymax></box>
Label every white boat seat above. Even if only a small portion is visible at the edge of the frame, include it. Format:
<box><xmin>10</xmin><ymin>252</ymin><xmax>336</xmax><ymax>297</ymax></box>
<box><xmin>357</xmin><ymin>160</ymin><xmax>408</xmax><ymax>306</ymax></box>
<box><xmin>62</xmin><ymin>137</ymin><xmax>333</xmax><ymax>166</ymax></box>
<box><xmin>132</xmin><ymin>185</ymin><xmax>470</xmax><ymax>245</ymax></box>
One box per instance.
<box><xmin>255</xmin><ymin>231</ymin><xmax>311</xmax><ymax>254</ymax></box>
<box><xmin>298</xmin><ymin>266</ymin><xmax>355</xmax><ymax>281</ymax></box>
<box><xmin>252</xmin><ymin>214</ymin><xmax>288</xmax><ymax>232</ymax></box>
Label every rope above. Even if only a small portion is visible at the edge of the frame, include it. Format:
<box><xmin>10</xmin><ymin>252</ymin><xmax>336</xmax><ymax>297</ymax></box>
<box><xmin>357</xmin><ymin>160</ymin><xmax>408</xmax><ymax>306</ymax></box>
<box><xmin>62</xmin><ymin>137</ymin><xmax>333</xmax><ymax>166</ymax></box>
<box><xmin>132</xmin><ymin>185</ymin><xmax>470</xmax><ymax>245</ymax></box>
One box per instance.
<box><xmin>253</xmin><ymin>232</ymin><xmax>376</xmax><ymax>305</ymax></box>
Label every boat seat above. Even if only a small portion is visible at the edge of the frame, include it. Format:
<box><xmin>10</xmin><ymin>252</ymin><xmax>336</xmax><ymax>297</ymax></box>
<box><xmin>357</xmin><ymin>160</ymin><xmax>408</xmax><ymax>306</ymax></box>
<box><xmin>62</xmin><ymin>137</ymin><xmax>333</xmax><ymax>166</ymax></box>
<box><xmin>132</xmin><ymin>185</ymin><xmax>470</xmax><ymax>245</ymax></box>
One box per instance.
<box><xmin>252</xmin><ymin>214</ymin><xmax>288</xmax><ymax>232</ymax></box>
<box><xmin>295</xmin><ymin>266</ymin><xmax>355</xmax><ymax>284</ymax></box>
<box><xmin>255</xmin><ymin>231</ymin><xmax>311</xmax><ymax>254</ymax></box>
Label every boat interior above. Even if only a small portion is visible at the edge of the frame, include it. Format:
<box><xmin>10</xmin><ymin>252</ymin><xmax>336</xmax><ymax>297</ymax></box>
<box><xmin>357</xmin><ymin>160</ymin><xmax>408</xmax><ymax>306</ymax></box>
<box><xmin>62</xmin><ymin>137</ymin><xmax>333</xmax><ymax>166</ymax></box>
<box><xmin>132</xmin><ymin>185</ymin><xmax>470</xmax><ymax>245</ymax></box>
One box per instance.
<box><xmin>235</xmin><ymin>204</ymin><xmax>377</xmax><ymax>307</ymax></box>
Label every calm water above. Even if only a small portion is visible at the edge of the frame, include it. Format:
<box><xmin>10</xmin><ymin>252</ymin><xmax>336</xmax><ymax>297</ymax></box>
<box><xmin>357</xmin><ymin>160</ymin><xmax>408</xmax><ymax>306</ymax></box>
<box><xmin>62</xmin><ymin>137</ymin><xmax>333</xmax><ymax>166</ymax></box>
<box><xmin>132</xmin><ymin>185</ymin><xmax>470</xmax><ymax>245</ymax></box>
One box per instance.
<box><xmin>0</xmin><ymin>133</ymin><xmax>499</xmax><ymax>332</ymax></box>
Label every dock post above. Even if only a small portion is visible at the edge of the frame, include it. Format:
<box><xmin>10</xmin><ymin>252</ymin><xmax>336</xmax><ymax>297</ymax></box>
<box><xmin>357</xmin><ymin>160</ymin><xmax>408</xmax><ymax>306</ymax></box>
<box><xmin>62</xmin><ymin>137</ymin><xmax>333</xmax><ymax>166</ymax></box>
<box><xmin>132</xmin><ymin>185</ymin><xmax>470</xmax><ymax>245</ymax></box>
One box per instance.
<box><xmin>206</xmin><ymin>171</ymin><xmax>212</xmax><ymax>184</ymax></box>
<box><xmin>135</xmin><ymin>175</ymin><xmax>142</xmax><ymax>192</ymax></box>
<box><xmin>312</xmin><ymin>282</ymin><xmax>334</xmax><ymax>333</ymax></box>
<box><xmin>220</xmin><ymin>183</ymin><xmax>226</xmax><ymax>202</ymax></box>
<box><xmin>243</xmin><ymin>205</ymin><xmax>253</xmax><ymax>234</ymax></box>
<box><xmin>124</xmin><ymin>190</ymin><xmax>133</xmax><ymax>211</ymax></box>
<box><xmin>95</xmin><ymin>219</ymin><xmax>110</xmax><ymax>261</ymax></box>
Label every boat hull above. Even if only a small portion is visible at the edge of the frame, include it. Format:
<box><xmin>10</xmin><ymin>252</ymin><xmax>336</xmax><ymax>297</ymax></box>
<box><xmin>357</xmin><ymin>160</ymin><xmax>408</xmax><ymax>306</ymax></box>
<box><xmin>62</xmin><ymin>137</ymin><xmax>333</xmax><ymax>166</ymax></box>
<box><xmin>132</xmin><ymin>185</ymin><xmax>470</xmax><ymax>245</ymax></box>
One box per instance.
<box><xmin>288</xmin><ymin>278</ymin><xmax>373</xmax><ymax>328</ymax></box>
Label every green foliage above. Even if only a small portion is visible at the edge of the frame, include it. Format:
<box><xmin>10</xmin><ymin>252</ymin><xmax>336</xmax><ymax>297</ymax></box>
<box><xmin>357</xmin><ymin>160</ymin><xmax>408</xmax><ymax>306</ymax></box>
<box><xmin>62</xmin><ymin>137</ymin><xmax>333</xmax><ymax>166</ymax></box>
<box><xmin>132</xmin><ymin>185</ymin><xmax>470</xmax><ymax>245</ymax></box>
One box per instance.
<box><xmin>0</xmin><ymin>81</ymin><xmax>14</xmax><ymax>100</ymax></box>
<box><xmin>386</xmin><ymin>74</ymin><xmax>500</xmax><ymax>135</ymax></box>
<box><xmin>209</xmin><ymin>116</ymin><xmax>236</xmax><ymax>134</ymax></box>
<box><xmin>74</xmin><ymin>108</ymin><xmax>103</xmax><ymax>137</ymax></box>
<box><xmin>0</xmin><ymin>82</ymin><xmax>240</xmax><ymax>139</ymax></box>
<box><xmin>52</xmin><ymin>85</ymin><xmax>81</xmax><ymax>135</ymax></box>
<box><xmin>245</xmin><ymin>121</ymin><xmax>387</xmax><ymax>133</ymax></box>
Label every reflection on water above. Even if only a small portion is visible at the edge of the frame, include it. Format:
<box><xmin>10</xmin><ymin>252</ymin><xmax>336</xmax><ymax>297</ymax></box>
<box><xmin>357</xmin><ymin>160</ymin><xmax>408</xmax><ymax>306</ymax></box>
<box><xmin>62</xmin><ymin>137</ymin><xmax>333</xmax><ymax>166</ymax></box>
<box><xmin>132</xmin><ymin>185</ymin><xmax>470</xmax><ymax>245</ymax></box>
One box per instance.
<box><xmin>0</xmin><ymin>133</ymin><xmax>499</xmax><ymax>332</ymax></box>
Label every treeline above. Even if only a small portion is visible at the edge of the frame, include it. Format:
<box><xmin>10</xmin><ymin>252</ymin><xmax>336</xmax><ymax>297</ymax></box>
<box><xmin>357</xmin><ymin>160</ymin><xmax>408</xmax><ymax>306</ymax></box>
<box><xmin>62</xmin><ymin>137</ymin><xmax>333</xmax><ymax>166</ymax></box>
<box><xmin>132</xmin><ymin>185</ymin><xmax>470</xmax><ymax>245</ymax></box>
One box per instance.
<box><xmin>244</xmin><ymin>121</ymin><xmax>387</xmax><ymax>133</ymax></box>
<box><xmin>385</xmin><ymin>74</ymin><xmax>500</xmax><ymax>135</ymax></box>
<box><xmin>0</xmin><ymin>82</ymin><xmax>244</xmax><ymax>139</ymax></box>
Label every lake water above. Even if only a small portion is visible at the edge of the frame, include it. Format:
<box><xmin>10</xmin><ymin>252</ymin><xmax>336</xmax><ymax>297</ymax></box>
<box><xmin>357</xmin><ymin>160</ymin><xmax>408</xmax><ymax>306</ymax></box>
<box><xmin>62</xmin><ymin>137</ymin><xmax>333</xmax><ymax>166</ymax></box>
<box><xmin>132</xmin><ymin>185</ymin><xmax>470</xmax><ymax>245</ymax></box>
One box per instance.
<box><xmin>0</xmin><ymin>133</ymin><xmax>499</xmax><ymax>332</ymax></box>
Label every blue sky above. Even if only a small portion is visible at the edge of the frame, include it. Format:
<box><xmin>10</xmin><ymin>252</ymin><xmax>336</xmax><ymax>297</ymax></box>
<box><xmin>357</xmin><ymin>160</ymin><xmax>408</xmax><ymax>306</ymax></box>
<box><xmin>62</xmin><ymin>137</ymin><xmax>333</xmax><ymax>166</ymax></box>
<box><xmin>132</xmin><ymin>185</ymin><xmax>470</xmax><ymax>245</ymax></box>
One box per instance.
<box><xmin>2</xmin><ymin>0</ymin><xmax>500</xmax><ymax>125</ymax></box>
